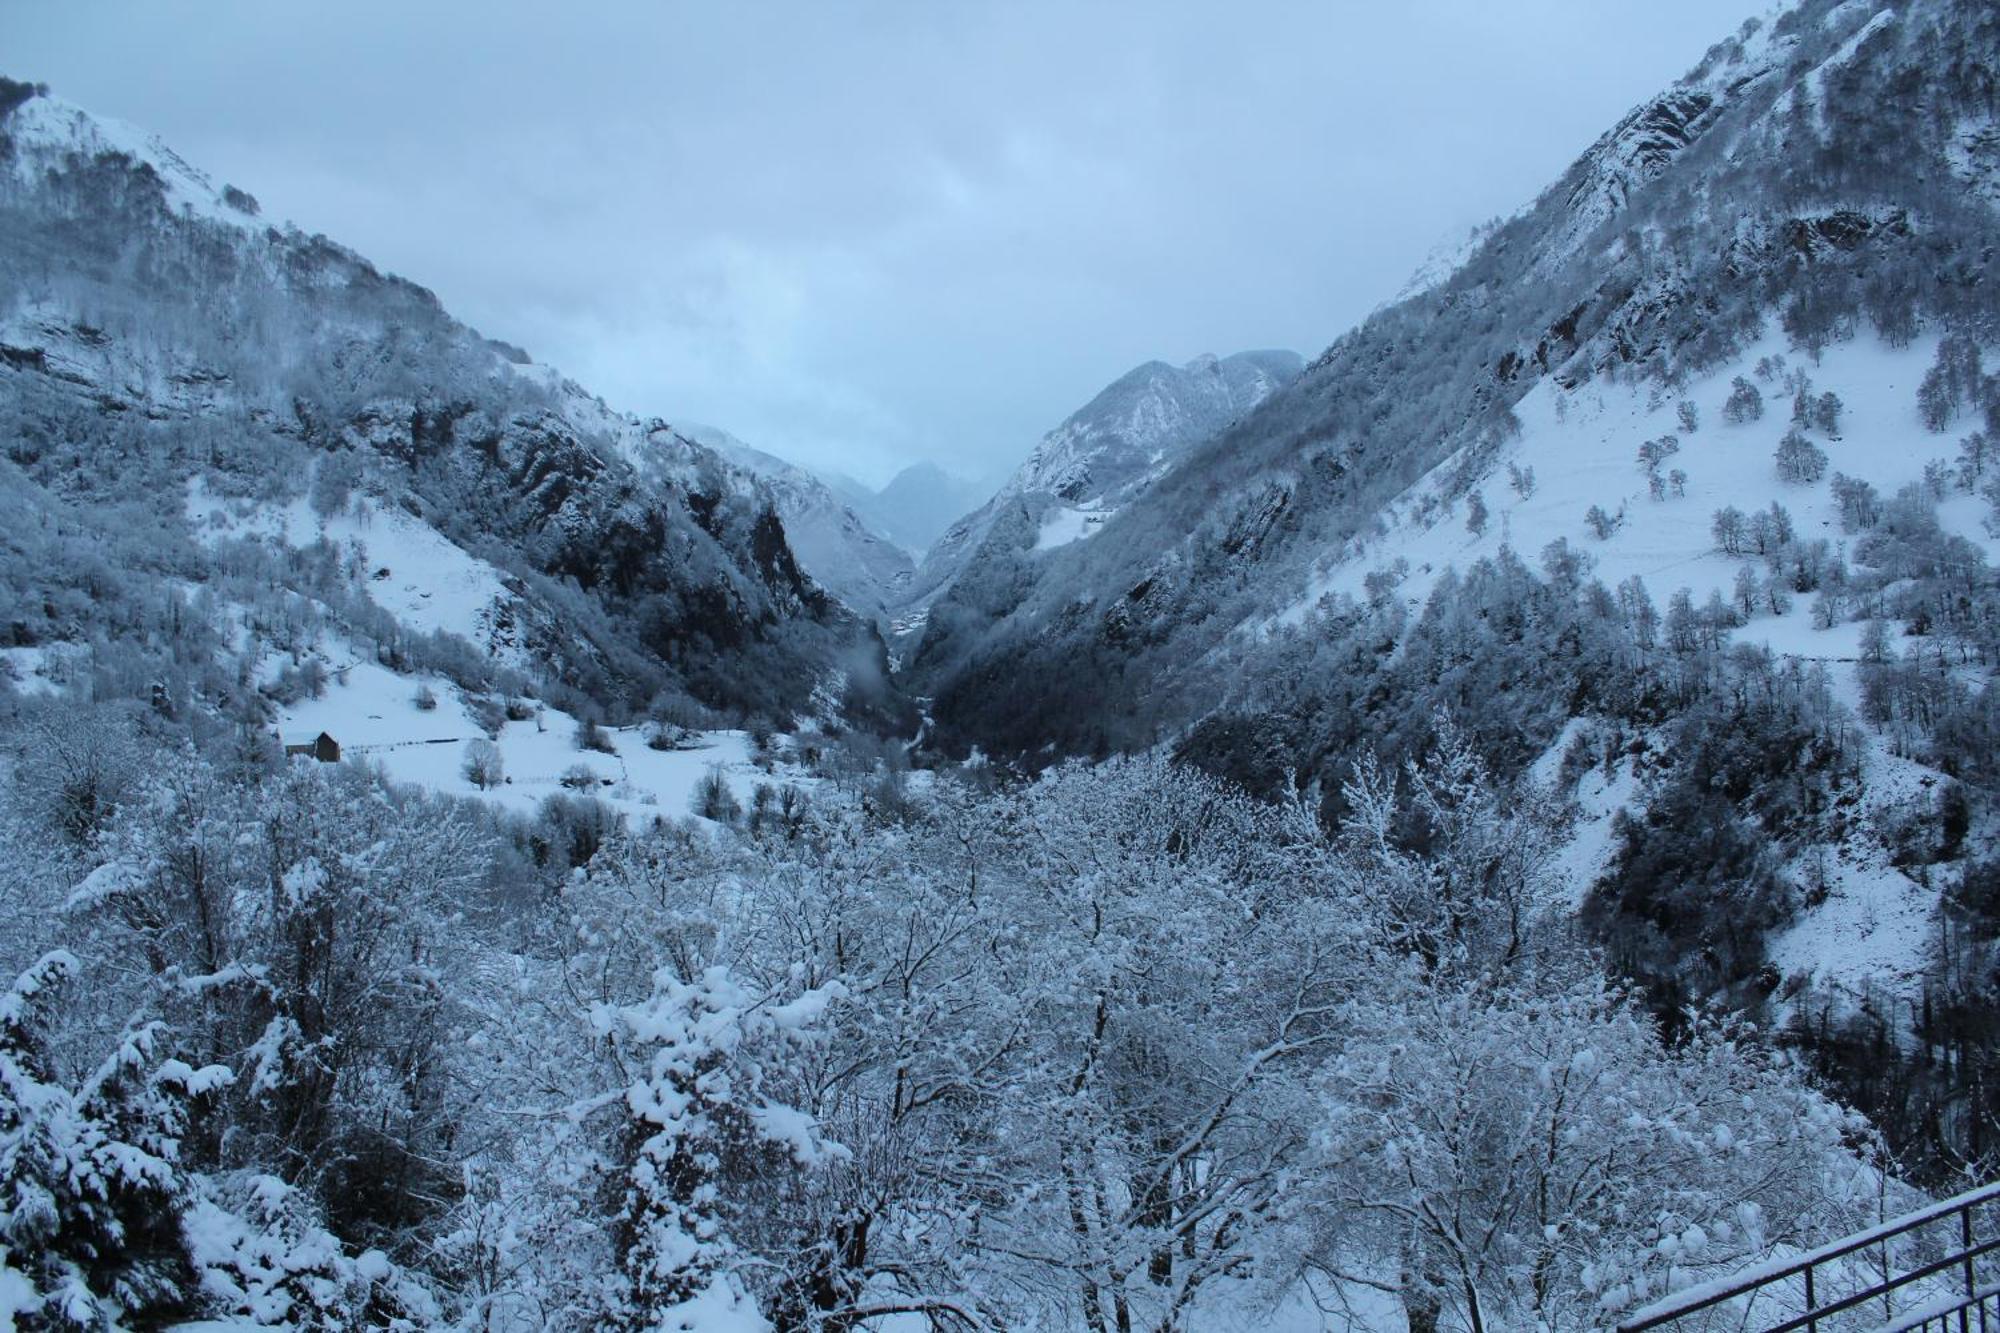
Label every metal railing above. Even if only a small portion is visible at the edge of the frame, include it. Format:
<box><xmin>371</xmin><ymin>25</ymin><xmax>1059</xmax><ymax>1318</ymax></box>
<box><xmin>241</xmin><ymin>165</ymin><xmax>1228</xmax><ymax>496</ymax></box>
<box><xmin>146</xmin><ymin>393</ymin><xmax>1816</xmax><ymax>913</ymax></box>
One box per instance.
<box><xmin>1619</xmin><ymin>1181</ymin><xmax>2000</xmax><ymax>1333</ymax></box>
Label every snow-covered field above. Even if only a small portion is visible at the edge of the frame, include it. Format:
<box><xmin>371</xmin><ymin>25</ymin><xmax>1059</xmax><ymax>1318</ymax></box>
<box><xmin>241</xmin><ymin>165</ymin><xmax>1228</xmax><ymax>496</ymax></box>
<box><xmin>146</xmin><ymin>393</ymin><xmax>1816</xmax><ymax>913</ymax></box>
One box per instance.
<box><xmin>273</xmin><ymin>650</ymin><xmax>768</xmax><ymax>824</ymax></box>
<box><xmin>1034</xmin><ymin>500</ymin><xmax>1111</xmax><ymax>550</ymax></box>
<box><xmin>177</xmin><ymin>478</ymin><xmax>793</xmax><ymax>826</ymax></box>
<box><xmin>0</xmin><ymin>643</ymin><xmax>84</xmax><ymax>696</ymax></box>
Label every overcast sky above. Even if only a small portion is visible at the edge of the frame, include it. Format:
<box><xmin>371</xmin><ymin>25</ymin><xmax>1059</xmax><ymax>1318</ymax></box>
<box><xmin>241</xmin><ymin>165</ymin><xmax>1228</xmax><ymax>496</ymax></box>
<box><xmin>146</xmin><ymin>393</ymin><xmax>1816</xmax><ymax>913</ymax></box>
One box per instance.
<box><xmin>12</xmin><ymin>1</ymin><xmax>1763</xmax><ymax>486</ymax></box>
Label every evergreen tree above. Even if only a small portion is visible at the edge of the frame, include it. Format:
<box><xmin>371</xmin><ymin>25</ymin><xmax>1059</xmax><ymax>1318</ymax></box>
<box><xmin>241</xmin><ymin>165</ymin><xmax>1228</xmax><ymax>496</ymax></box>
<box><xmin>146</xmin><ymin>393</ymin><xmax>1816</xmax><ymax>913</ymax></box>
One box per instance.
<box><xmin>0</xmin><ymin>952</ymin><xmax>229</xmax><ymax>1328</ymax></box>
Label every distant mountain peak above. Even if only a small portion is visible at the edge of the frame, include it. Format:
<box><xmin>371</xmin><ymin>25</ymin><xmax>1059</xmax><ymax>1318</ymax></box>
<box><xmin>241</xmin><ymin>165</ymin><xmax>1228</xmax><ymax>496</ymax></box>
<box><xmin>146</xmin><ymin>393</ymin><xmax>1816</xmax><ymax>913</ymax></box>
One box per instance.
<box><xmin>1013</xmin><ymin>348</ymin><xmax>1305</xmax><ymax>503</ymax></box>
<box><xmin>843</xmin><ymin>460</ymin><xmax>991</xmax><ymax>558</ymax></box>
<box><xmin>894</xmin><ymin>347</ymin><xmax>1305</xmax><ymax>650</ymax></box>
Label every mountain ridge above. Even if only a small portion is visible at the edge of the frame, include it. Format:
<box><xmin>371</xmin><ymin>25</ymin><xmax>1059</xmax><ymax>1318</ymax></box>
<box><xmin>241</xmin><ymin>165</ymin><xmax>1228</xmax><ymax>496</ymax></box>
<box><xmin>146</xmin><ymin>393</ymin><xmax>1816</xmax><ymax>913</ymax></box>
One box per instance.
<box><xmin>914</xmin><ymin>0</ymin><xmax>1999</xmax><ymax>763</ymax></box>
<box><xmin>675</xmin><ymin>420</ymin><xmax>917</xmax><ymax>622</ymax></box>
<box><xmin>0</xmin><ymin>75</ymin><xmax>892</xmax><ymax>728</ymax></box>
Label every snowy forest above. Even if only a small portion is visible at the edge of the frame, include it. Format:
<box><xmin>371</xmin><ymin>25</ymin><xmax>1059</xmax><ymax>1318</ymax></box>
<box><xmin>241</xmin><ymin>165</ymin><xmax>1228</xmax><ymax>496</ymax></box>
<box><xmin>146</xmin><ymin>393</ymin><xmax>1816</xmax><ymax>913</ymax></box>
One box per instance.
<box><xmin>4</xmin><ymin>0</ymin><xmax>2000</xmax><ymax>1329</ymax></box>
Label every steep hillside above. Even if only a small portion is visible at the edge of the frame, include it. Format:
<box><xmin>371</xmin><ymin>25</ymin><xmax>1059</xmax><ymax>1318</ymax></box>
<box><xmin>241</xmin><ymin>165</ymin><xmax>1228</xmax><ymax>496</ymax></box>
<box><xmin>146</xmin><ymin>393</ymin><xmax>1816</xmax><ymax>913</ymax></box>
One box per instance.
<box><xmin>909</xmin><ymin>0</ymin><xmax>2000</xmax><ymax>1180</ymax></box>
<box><xmin>902</xmin><ymin>348</ymin><xmax>1301</xmax><ymax>655</ymax></box>
<box><xmin>0</xmin><ymin>77</ymin><xmax>885</xmax><ymax>727</ymax></box>
<box><xmin>922</xmin><ymin>0</ymin><xmax>1998</xmax><ymax>759</ymax></box>
<box><xmin>681</xmin><ymin>423</ymin><xmax>915</xmax><ymax>622</ymax></box>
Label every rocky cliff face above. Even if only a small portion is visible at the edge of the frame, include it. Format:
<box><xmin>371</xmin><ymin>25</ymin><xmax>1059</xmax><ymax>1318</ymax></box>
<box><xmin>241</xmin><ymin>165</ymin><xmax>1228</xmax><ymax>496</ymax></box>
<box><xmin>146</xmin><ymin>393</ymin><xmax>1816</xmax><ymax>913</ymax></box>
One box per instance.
<box><xmin>679</xmin><ymin>423</ymin><xmax>916</xmax><ymax>623</ymax></box>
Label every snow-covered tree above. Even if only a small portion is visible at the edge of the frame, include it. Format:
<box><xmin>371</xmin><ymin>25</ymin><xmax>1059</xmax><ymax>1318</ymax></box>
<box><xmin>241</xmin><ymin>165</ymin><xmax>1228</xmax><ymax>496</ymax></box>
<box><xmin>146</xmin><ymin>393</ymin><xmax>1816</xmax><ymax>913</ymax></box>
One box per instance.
<box><xmin>1711</xmin><ymin>506</ymin><xmax>1747</xmax><ymax>555</ymax></box>
<box><xmin>692</xmin><ymin>765</ymin><xmax>742</xmax><ymax>824</ymax></box>
<box><xmin>0</xmin><ymin>951</ymin><xmax>229</xmax><ymax>1328</ymax></box>
<box><xmin>1958</xmin><ymin>430</ymin><xmax>1991</xmax><ymax>492</ymax></box>
<box><xmin>1775</xmin><ymin>428</ymin><xmax>1829</xmax><ymax>483</ymax></box>
<box><xmin>1308</xmin><ymin>978</ymin><xmax>1879</xmax><ymax>1333</ymax></box>
<box><xmin>1723</xmin><ymin>377</ymin><xmax>1764</xmax><ymax>424</ymax></box>
<box><xmin>183</xmin><ymin>1170</ymin><xmax>435</xmax><ymax>1331</ymax></box>
<box><xmin>1637</xmin><ymin>434</ymin><xmax>1680</xmax><ymax>474</ymax></box>
<box><xmin>1831</xmin><ymin>472</ymin><xmax>1883</xmax><ymax>531</ymax></box>
<box><xmin>462</xmin><ymin>736</ymin><xmax>504</xmax><ymax>789</ymax></box>
<box><xmin>590</xmin><ymin>965</ymin><xmax>845</xmax><ymax>1333</ymax></box>
<box><xmin>1326</xmin><ymin>715</ymin><xmax>1566</xmax><ymax>978</ymax></box>
<box><xmin>67</xmin><ymin>758</ymin><xmax>487</xmax><ymax>1253</ymax></box>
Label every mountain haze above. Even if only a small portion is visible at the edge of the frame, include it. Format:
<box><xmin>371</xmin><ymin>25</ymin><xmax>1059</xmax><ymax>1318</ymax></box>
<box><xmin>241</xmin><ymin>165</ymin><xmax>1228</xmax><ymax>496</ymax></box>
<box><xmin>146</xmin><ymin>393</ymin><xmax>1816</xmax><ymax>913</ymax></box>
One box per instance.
<box><xmin>830</xmin><ymin>461</ymin><xmax>991</xmax><ymax>557</ymax></box>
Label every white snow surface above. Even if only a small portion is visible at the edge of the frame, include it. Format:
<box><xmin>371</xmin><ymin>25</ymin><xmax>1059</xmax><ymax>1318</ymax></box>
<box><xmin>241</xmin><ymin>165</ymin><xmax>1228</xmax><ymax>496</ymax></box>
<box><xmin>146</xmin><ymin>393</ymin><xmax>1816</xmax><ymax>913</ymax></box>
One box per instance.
<box><xmin>7</xmin><ymin>93</ymin><xmax>264</xmax><ymax>231</ymax></box>
<box><xmin>1279</xmin><ymin>332</ymin><xmax>1996</xmax><ymax>628</ymax></box>
<box><xmin>272</xmin><ymin>647</ymin><xmax>767</xmax><ymax>825</ymax></box>
<box><xmin>1034</xmin><ymin>502</ymin><xmax>1111</xmax><ymax>550</ymax></box>
<box><xmin>1765</xmin><ymin>731</ymin><xmax>1941</xmax><ymax>1000</ymax></box>
<box><xmin>1381</xmin><ymin>218</ymin><xmax>1502</xmax><ymax>310</ymax></box>
<box><xmin>186</xmin><ymin>479</ymin><xmax>523</xmax><ymax>666</ymax></box>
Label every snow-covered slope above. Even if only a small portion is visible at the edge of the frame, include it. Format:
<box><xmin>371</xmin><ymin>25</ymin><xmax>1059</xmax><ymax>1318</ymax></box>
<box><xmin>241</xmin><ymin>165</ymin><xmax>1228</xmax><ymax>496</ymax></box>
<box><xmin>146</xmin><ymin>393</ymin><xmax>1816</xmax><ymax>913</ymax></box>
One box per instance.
<box><xmin>1275</xmin><ymin>333</ymin><xmax>1998</xmax><ymax>626</ymax></box>
<box><xmin>0</xmin><ymin>76</ymin><xmax>884</xmax><ymax>727</ymax></box>
<box><xmin>1323</xmin><ymin>329</ymin><xmax>1997</xmax><ymax>1003</ymax></box>
<box><xmin>921</xmin><ymin>0</ymin><xmax>1995</xmax><ymax>759</ymax></box>
<box><xmin>2</xmin><ymin>80</ymin><xmax>267</xmax><ymax>232</ymax></box>
<box><xmin>909</xmin><ymin>0</ymin><xmax>2000</xmax><ymax>1042</ymax></box>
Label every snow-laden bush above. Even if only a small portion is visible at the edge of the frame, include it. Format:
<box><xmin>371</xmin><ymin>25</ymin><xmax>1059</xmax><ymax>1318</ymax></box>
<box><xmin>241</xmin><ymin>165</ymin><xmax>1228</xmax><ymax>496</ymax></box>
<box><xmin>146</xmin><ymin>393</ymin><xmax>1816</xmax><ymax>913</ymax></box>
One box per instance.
<box><xmin>691</xmin><ymin>764</ymin><xmax>742</xmax><ymax>824</ymax></box>
<box><xmin>1723</xmin><ymin>376</ymin><xmax>1765</xmax><ymax>424</ymax></box>
<box><xmin>462</xmin><ymin>737</ymin><xmax>504</xmax><ymax>790</ymax></box>
<box><xmin>1313</xmin><ymin>976</ymin><xmax>1879</xmax><ymax>1332</ymax></box>
<box><xmin>184</xmin><ymin>1171</ymin><xmax>438</xmax><ymax>1330</ymax></box>
<box><xmin>1776</xmin><ymin>427</ymin><xmax>1829</xmax><ymax>483</ymax></box>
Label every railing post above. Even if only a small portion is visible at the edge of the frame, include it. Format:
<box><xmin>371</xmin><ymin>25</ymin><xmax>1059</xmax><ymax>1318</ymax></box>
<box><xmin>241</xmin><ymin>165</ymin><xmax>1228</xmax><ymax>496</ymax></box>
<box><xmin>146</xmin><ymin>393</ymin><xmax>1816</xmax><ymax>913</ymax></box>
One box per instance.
<box><xmin>1965</xmin><ymin>1203</ymin><xmax>1977</xmax><ymax>1333</ymax></box>
<box><xmin>1805</xmin><ymin>1261</ymin><xmax>1817</xmax><ymax>1333</ymax></box>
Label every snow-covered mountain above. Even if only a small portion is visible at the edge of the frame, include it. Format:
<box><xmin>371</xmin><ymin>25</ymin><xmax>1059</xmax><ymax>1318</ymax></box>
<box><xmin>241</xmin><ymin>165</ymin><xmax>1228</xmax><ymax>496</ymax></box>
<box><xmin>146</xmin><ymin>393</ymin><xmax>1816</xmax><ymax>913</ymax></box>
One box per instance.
<box><xmin>0</xmin><ymin>76</ymin><xmax>888</xmax><ymax>729</ymax></box>
<box><xmin>910</xmin><ymin>0</ymin><xmax>2000</xmax><ymax>1120</ymax></box>
<box><xmin>917</xmin><ymin>0</ymin><xmax>1997</xmax><ymax>757</ymax></box>
<box><xmin>828</xmin><ymin>461</ymin><xmax>992</xmax><ymax>557</ymax></box>
<box><xmin>677</xmin><ymin>422</ymin><xmax>915</xmax><ymax>622</ymax></box>
<box><xmin>8</xmin><ymin>10</ymin><xmax>2000</xmax><ymax>1328</ymax></box>
<box><xmin>901</xmin><ymin>349</ymin><xmax>1302</xmax><ymax>647</ymax></box>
